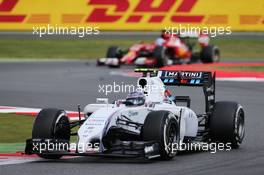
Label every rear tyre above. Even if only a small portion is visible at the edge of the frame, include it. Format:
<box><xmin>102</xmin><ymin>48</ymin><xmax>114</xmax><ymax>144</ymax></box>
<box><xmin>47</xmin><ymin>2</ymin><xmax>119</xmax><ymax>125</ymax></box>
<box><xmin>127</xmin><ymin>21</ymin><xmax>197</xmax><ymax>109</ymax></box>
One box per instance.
<box><xmin>32</xmin><ymin>108</ymin><xmax>71</xmax><ymax>159</ymax></box>
<box><xmin>209</xmin><ymin>101</ymin><xmax>245</xmax><ymax>149</ymax></box>
<box><xmin>200</xmin><ymin>45</ymin><xmax>220</xmax><ymax>63</ymax></box>
<box><xmin>142</xmin><ymin>111</ymin><xmax>179</xmax><ymax>160</ymax></box>
<box><xmin>153</xmin><ymin>46</ymin><xmax>168</xmax><ymax>68</ymax></box>
<box><xmin>190</xmin><ymin>52</ymin><xmax>200</xmax><ymax>63</ymax></box>
<box><xmin>106</xmin><ymin>46</ymin><xmax>122</xmax><ymax>68</ymax></box>
<box><xmin>106</xmin><ymin>46</ymin><xmax>121</xmax><ymax>58</ymax></box>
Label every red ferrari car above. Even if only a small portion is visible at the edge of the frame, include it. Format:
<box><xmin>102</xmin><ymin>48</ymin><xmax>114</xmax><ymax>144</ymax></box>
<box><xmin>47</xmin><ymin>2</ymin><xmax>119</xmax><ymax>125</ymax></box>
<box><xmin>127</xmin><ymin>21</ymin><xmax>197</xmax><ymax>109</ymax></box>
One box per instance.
<box><xmin>97</xmin><ymin>33</ymin><xmax>220</xmax><ymax>68</ymax></box>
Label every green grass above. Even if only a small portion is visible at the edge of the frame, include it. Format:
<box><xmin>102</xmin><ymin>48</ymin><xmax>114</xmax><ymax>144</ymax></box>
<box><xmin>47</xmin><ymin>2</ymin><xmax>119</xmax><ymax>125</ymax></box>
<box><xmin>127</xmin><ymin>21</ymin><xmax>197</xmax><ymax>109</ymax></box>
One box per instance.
<box><xmin>0</xmin><ymin>143</ymin><xmax>25</xmax><ymax>153</ymax></box>
<box><xmin>0</xmin><ymin>113</ymin><xmax>79</xmax><ymax>153</ymax></box>
<box><xmin>0</xmin><ymin>113</ymin><xmax>35</xmax><ymax>153</ymax></box>
<box><xmin>0</xmin><ymin>113</ymin><xmax>34</xmax><ymax>143</ymax></box>
<box><xmin>0</xmin><ymin>37</ymin><xmax>147</xmax><ymax>59</ymax></box>
<box><xmin>217</xmin><ymin>66</ymin><xmax>264</xmax><ymax>72</ymax></box>
<box><xmin>212</xmin><ymin>37</ymin><xmax>264</xmax><ymax>60</ymax></box>
<box><xmin>0</xmin><ymin>36</ymin><xmax>264</xmax><ymax>60</ymax></box>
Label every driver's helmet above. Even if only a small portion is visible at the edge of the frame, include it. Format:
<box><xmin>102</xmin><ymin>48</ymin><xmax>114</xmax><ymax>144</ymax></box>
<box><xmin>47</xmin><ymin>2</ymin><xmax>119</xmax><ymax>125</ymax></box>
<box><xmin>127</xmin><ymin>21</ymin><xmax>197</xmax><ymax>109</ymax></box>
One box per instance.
<box><xmin>161</xmin><ymin>30</ymin><xmax>171</xmax><ymax>40</ymax></box>
<box><xmin>125</xmin><ymin>91</ymin><xmax>146</xmax><ymax>106</ymax></box>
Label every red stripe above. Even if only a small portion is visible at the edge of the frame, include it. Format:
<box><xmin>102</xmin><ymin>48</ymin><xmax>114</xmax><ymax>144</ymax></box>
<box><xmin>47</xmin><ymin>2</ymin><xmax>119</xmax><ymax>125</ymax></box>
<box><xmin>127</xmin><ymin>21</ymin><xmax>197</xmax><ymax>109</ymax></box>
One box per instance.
<box><xmin>176</xmin><ymin>0</ymin><xmax>198</xmax><ymax>12</ymax></box>
<box><xmin>86</xmin><ymin>9</ymin><xmax>121</xmax><ymax>22</ymax></box>
<box><xmin>171</xmin><ymin>15</ymin><xmax>204</xmax><ymax>23</ymax></box>
<box><xmin>161</xmin><ymin>62</ymin><xmax>264</xmax><ymax>78</ymax></box>
<box><xmin>0</xmin><ymin>15</ymin><xmax>25</xmax><ymax>22</ymax></box>
<box><xmin>167</xmin><ymin>62</ymin><xmax>264</xmax><ymax>67</ymax></box>
<box><xmin>67</xmin><ymin>113</ymin><xmax>85</xmax><ymax>118</ymax></box>
<box><xmin>88</xmin><ymin>0</ymin><xmax>129</xmax><ymax>11</ymax></box>
<box><xmin>0</xmin><ymin>0</ymin><xmax>18</xmax><ymax>11</ymax></box>
<box><xmin>14</xmin><ymin>111</ymin><xmax>84</xmax><ymax>118</ymax></box>
<box><xmin>134</xmin><ymin>0</ymin><xmax>175</xmax><ymax>12</ymax></box>
<box><xmin>15</xmin><ymin>112</ymin><xmax>37</xmax><ymax>116</ymax></box>
<box><xmin>0</xmin><ymin>152</ymin><xmax>37</xmax><ymax>157</ymax></box>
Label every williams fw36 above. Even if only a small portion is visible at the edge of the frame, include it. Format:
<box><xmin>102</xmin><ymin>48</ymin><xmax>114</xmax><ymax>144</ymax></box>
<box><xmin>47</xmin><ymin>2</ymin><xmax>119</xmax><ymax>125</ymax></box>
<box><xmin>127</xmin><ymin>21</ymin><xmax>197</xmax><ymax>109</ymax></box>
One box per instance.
<box><xmin>25</xmin><ymin>69</ymin><xmax>245</xmax><ymax>160</ymax></box>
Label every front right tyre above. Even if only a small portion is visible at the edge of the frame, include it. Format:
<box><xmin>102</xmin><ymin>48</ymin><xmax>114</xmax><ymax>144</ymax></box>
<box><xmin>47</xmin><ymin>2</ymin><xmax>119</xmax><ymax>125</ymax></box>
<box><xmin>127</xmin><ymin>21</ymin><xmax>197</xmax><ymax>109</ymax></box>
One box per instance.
<box><xmin>141</xmin><ymin>111</ymin><xmax>180</xmax><ymax>160</ymax></box>
<box><xmin>32</xmin><ymin>108</ymin><xmax>71</xmax><ymax>159</ymax></box>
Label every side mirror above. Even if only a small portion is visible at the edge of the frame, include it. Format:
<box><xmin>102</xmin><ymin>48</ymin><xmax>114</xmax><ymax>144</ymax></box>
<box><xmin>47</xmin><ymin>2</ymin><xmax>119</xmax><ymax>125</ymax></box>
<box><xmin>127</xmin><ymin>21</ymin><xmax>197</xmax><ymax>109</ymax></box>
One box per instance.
<box><xmin>174</xmin><ymin>96</ymin><xmax>191</xmax><ymax>108</ymax></box>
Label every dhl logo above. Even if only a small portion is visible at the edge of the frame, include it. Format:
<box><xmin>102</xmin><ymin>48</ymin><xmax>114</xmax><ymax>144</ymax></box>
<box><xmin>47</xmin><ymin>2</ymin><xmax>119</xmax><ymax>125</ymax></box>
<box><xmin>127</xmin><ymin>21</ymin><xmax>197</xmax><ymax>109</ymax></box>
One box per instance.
<box><xmin>0</xmin><ymin>0</ymin><xmax>203</xmax><ymax>23</ymax></box>
<box><xmin>0</xmin><ymin>0</ymin><xmax>263</xmax><ymax>30</ymax></box>
<box><xmin>87</xmin><ymin>0</ymin><xmax>204</xmax><ymax>23</ymax></box>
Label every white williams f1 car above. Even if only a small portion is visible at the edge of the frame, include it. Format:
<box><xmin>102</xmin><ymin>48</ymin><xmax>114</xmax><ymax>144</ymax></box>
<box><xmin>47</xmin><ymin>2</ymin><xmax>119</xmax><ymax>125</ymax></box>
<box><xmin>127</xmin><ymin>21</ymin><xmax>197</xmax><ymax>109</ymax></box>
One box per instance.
<box><xmin>25</xmin><ymin>69</ymin><xmax>245</xmax><ymax>160</ymax></box>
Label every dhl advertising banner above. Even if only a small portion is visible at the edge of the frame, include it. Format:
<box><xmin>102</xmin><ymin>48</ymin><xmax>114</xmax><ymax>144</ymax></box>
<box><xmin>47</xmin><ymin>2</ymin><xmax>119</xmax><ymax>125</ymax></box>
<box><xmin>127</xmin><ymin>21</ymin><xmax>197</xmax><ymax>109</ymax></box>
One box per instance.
<box><xmin>0</xmin><ymin>0</ymin><xmax>264</xmax><ymax>31</ymax></box>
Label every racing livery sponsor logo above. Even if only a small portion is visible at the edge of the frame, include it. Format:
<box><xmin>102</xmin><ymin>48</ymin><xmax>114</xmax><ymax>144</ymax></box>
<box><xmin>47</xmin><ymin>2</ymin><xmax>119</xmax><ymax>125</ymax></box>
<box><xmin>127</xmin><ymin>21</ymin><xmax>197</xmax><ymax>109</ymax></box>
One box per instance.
<box><xmin>87</xmin><ymin>0</ymin><xmax>202</xmax><ymax>23</ymax></box>
<box><xmin>162</xmin><ymin>71</ymin><xmax>203</xmax><ymax>79</ymax></box>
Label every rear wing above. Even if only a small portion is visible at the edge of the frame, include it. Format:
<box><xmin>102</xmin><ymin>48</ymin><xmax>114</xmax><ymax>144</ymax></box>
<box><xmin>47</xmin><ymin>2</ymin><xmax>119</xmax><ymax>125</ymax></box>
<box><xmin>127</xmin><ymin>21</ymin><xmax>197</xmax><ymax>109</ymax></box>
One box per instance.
<box><xmin>157</xmin><ymin>70</ymin><xmax>213</xmax><ymax>86</ymax></box>
<box><xmin>135</xmin><ymin>69</ymin><xmax>216</xmax><ymax>113</ymax></box>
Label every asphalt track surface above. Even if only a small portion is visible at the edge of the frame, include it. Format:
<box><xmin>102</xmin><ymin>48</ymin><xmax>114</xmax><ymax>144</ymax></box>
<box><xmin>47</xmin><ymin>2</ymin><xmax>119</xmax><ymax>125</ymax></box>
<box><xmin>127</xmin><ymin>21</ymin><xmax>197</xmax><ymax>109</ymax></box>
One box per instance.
<box><xmin>0</xmin><ymin>61</ymin><xmax>264</xmax><ymax>175</ymax></box>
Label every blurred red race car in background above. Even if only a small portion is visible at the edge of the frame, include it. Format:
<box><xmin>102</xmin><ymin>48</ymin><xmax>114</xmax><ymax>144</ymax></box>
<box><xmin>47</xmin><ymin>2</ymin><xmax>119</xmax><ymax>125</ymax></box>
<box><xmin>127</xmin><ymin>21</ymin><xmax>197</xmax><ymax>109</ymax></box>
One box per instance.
<box><xmin>97</xmin><ymin>31</ymin><xmax>220</xmax><ymax>68</ymax></box>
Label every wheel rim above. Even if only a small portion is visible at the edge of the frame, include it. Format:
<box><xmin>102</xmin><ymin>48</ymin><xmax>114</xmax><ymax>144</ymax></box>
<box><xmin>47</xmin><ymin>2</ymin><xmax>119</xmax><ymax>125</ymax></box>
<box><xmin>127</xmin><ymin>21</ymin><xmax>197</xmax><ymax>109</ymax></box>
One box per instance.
<box><xmin>235</xmin><ymin>107</ymin><xmax>245</xmax><ymax>143</ymax></box>
<box><xmin>164</xmin><ymin>120</ymin><xmax>178</xmax><ymax>156</ymax></box>
<box><xmin>236</xmin><ymin>109</ymin><xmax>245</xmax><ymax>143</ymax></box>
<box><xmin>54</xmin><ymin>112</ymin><xmax>70</xmax><ymax>140</ymax></box>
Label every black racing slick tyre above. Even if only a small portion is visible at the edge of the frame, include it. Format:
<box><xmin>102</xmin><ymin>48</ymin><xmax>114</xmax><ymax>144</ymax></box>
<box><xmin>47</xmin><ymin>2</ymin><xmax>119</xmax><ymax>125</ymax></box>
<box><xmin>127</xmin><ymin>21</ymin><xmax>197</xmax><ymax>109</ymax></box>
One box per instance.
<box><xmin>142</xmin><ymin>111</ymin><xmax>179</xmax><ymax>160</ymax></box>
<box><xmin>32</xmin><ymin>108</ymin><xmax>71</xmax><ymax>159</ymax></box>
<box><xmin>106</xmin><ymin>46</ymin><xmax>122</xmax><ymax>68</ymax></box>
<box><xmin>200</xmin><ymin>45</ymin><xmax>220</xmax><ymax>63</ymax></box>
<box><xmin>190</xmin><ymin>52</ymin><xmax>200</xmax><ymax>63</ymax></box>
<box><xmin>209</xmin><ymin>101</ymin><xmax>245</xmax><ymax>149</ymax></box>
<box><xmin>106</xmin><ymin>46</ymin><xmax>122</xmax><ymax>58</ymax></box>
<box><xmin>153</xmin><ymin>46</ymin><xmax>168</xmax><ymax>68</ymax></box>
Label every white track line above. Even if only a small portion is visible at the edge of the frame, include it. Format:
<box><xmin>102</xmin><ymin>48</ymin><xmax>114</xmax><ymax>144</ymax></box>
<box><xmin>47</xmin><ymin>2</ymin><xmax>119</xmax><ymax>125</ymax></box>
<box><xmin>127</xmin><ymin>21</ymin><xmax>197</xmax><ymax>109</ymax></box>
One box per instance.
<box><xmin>0</xmin><ymin>157</ymin><xmax>40</xmax><ymax>166</ymax></box>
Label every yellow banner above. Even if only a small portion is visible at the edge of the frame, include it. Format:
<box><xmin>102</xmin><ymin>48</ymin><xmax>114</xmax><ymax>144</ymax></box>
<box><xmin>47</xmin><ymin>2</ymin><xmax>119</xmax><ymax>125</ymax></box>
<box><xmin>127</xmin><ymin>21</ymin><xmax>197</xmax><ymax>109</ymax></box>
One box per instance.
<box><xmin>0</xmin><ymin>0</ymin><xmax>264</xmax><ymax>31</ymax></box>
